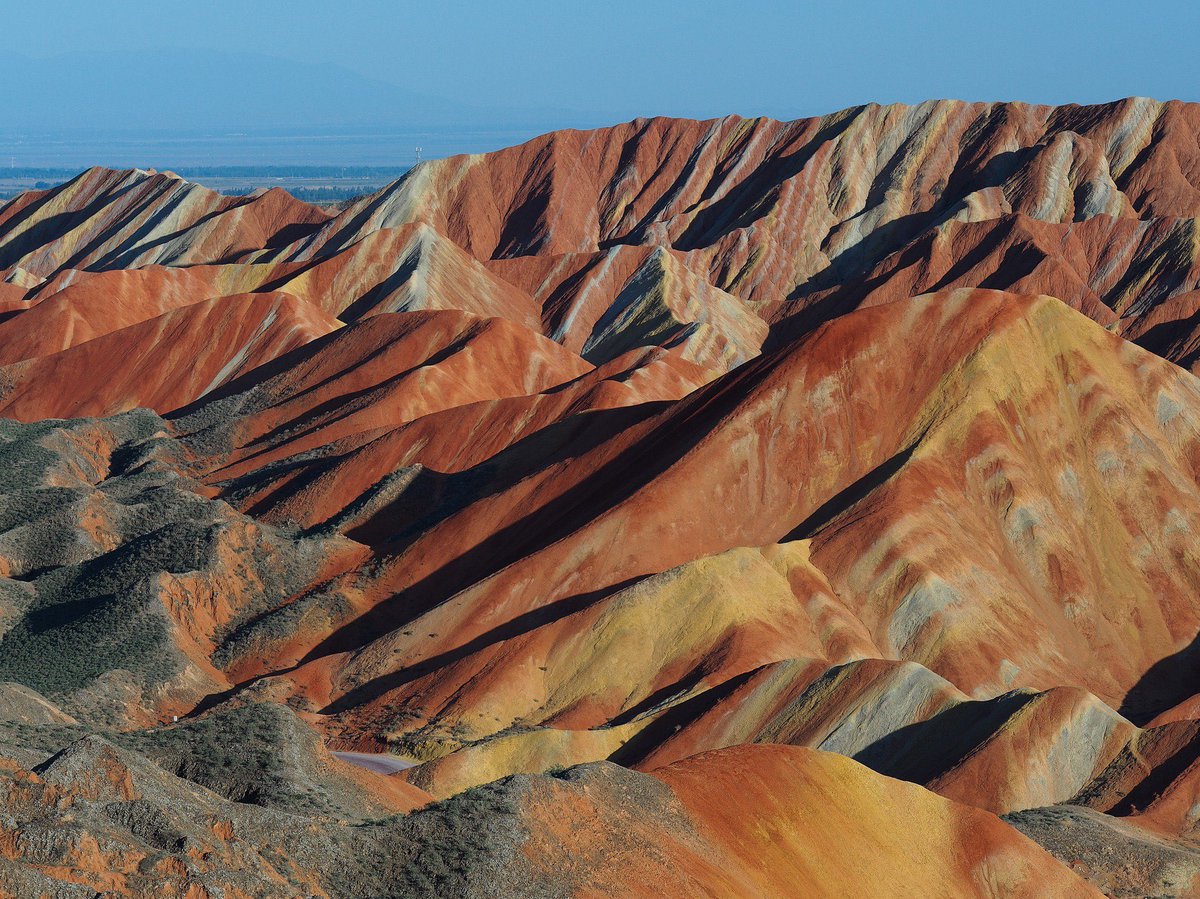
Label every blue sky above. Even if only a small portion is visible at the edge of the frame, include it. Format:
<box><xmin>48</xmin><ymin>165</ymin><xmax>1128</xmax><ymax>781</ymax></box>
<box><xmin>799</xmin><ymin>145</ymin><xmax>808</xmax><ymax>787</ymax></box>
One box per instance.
<box><xmin>6</xmin><ymin>0</ymin><xmax>1200</xmax><ymax>133</ymax></box>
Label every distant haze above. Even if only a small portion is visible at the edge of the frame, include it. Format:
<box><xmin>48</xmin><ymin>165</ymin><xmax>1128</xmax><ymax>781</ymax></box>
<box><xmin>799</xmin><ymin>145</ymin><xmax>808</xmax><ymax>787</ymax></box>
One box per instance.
<box><xmin>6</xmin><ymin>0</ymin><xmax>1199</xmax><ymax>166</ymax></box>
<box><xmin>0</xmin><ymin>49</ymin><xmax>573</xmax><ymax>132</ymax></box>
<box><xmin>0</xmin><ymin>45</ymin><xmax>604</xmax><ymax>167</ymax></box>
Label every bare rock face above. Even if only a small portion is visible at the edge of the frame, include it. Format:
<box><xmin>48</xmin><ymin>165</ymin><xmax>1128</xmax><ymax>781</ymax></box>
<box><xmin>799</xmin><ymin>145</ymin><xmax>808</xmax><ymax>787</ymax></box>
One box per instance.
<box><xmin>4</xmin><ymin>100</ymin><xmax>1200</xmax><ymax>895</ymax></box>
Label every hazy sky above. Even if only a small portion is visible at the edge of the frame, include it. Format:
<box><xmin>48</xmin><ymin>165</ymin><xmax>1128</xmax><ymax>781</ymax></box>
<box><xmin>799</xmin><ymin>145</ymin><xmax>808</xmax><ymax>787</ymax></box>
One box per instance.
<box><xmin>5</xmin><ymin>1</ymin><xmax>1199</xmax><ymax>148</ymax></box>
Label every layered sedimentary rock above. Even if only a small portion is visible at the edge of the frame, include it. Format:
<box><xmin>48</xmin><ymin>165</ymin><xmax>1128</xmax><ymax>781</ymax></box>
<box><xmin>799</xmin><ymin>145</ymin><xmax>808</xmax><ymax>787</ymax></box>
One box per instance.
<box><xmin>3</xmin><ymin>99</ymin><xmax>1200</xmax><ymax>895</ymax></box>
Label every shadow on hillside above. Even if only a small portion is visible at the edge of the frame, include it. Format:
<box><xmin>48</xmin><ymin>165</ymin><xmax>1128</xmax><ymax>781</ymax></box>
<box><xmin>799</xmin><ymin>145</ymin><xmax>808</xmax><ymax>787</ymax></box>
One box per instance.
<box><xmin>763</xmin><ymin>146</ymin><xmax>1035</xmax><ymax>351</ymax></box>
<box><xmin>1130</xmin><ymin>309</ymin><xmax>1200</xmax><ymax>372</ymax></box>
<box><xmin>781</xmin><ymin>441</ymin><xmax>916</xmax><ymax>541</ymax></box>
<box><xmin>319</xmin><ymin>575</ymin><xmax>647</xmax><ymax>714</ymax></box>
<box><xmin>667</xmin><ymin>111</ymin><xmax>863</xmax><ymax>252</ymax></box>
<box><xmin>1108</xmin><ymin>733</ymin><xmax>1200</xmax><ymax>816</ymax></box>
<box><xmin>298</xmin><ymin>354</ymin><xmax>782</xmax><ymax>666</ymax></box>
<box><xmin>848</xmin><ymin>690</ymin><xmax>1036</xmax><ymax>785</ymax></box>
<box><xmin>0</xmin><ymin>174</ymin><xmax>141</xmax><ymax>272</ymax></box>
<box><xmin>608</xmin><ymin>667</ymin><xmax>761</xmax><ymax>768</ymax></box>
<box><xmin>1119</xmin><ymin>632</ymin><xmax>1200</xmax><ymax>726</ymax></box>
<box><xmin>608</xmin><ymin>675</ymin><xmax>1040</xmax><ymax>785</ymax></box>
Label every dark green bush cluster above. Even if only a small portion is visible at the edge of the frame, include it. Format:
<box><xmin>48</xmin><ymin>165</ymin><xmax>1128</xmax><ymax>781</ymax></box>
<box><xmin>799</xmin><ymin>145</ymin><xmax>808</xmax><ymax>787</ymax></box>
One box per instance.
<box><xmin>0</xmin><ymin>721</ymin><xmax>88</xmax><ymax>757</ymax></box>
<box><xmin>0</xmin><ymin>518</ymin><xmax>221</xmax><ymax>694</ymax></box>
<box><xmin>0</xmin><ymin>592</ymin><xmax>173</xmax><ymax>695</ymax></box>
<box><xmin>125</xmin><ymin>704</ymin><xmax>338</xmax><ymax>815</ymax></box>
<box><xmin>0</xmin><ymin>412</ymin><xmax>328</xmax><ymax>702</ymax></box>
<box><xmin>359</xmin><ymin>781</ymin><xmax>521</xmax><ymax>896</ymax></box>
<box><xmin>0</xmin><ymin>487</ymin><xmax>80</xmax><ymax>532</ymax></box>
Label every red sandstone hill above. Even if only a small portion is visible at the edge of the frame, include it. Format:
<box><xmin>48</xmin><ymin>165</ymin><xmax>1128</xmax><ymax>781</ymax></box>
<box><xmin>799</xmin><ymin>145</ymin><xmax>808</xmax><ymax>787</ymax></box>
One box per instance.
<box><xmin>3</xmin><ymin>100</ymin><xmax>1200</xmax><ymax>896</ymax></box>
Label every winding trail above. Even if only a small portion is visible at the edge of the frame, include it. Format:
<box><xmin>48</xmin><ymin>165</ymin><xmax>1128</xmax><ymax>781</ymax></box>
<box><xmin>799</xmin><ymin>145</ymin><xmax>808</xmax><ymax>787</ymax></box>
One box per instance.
<box><xmin>332</xmin><ymin>751</ymin><xmax>418</xmax><ymax>775</ymax></box>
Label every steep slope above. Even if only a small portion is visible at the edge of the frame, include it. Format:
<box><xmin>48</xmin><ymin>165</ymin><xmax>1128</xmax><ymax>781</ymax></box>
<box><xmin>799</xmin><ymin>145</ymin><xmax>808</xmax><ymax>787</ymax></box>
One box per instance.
<box><xmin>175</xmin><ymin>308</ymin><xmax>596</xmax><ymax>479</ymax></box>
<box><xmin>212</xmin><ymin>348</ymin><xmax>710</xmax><ymax>532</ymax></box>
<box><xmin>0</xmin><ymin>263</ymin><xmax>283</xmax><ymax>365</ymax></box>
<box><xmin>0</xmin><ymin>167</ymin><xmax>329</xmax><ymax>276</ymax></box>
<box><xmin>0</xmin><ymin>291</ymin><xmax>341</xmax><ymax>420</ymax></box>
<box><xmin>264</xmin><ymin>99</ymin><xmax>1200</xmax><ymax>323</ymax></box>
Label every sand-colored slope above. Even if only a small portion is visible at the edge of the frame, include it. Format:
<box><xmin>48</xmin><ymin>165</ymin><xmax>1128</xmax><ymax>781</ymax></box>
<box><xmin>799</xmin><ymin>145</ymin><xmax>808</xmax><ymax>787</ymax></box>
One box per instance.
<box><xmin>516</xmin><ymin>745</ymin><xmax>1101</xmax><ymax>898</ymax></box>
<box><xmin>361</xmin><ymin>542</ymin><xmax>875</xmax><ymax>759</ymax></box>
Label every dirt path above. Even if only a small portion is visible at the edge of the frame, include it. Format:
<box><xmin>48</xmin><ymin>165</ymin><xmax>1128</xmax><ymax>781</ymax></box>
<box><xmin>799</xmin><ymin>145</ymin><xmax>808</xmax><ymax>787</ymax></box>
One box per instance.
<box><xmin>331</xmin><ymin>750</ymin><xmax>418</xmax><ymax>775</ymax></box>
